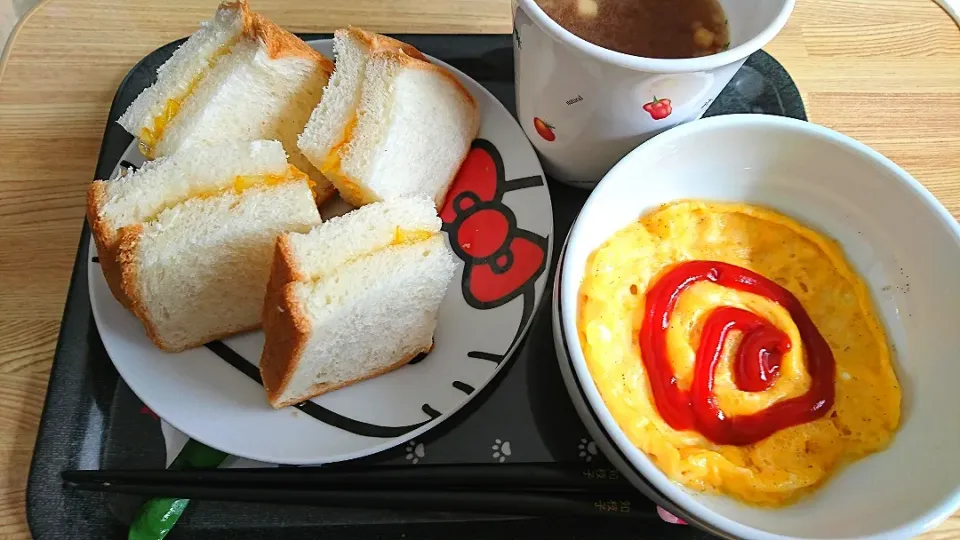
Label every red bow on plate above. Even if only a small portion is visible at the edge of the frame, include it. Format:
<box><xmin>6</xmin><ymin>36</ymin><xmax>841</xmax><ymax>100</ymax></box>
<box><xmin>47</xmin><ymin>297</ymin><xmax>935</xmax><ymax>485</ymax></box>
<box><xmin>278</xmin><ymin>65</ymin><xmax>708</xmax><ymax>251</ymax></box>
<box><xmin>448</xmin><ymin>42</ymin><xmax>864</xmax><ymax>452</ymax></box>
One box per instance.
<box><xmin>441</xmin><ymin>139</ymin><xmax>548</xmax><ymax>309</ymax></box>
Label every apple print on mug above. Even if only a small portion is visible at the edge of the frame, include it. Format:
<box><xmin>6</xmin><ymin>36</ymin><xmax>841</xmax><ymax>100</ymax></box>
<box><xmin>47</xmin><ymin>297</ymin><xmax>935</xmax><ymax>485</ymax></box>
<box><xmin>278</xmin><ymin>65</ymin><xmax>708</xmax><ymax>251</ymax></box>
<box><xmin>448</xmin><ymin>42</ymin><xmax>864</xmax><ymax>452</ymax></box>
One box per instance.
<box><xmin>643</xmin><ymin>97</ymin><xmax>672</xmax><ymax>120</ymax></box>
<box><xmin>533</xmin><ymin>117</ymin><xmax>556</xmax><ymax>141</ymax></box>
<box><xmin>511</xmin><ymin>0</ymin><xmax>795</xmax><ymax>188</ymax></box>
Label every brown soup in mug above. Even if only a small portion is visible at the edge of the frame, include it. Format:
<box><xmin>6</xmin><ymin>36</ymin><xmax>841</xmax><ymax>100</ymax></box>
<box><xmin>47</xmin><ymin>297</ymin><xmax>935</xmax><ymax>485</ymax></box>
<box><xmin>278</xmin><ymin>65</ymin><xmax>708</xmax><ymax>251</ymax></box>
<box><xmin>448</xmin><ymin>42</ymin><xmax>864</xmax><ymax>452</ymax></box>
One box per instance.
<box><xmin>535</xmin><ymin>0</ymin><xmax>730</xmax><ymax>59</ymax></box>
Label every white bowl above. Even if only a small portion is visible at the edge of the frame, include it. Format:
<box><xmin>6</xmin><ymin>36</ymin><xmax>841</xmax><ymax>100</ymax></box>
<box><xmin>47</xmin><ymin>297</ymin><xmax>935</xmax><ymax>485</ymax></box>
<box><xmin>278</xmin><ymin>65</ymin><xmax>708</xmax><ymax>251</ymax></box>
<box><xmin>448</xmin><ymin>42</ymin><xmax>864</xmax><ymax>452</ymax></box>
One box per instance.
<box><xmin>552</xmin><ymin>114</ymin><xmax>960</xmax><ymax>539</ymax></box>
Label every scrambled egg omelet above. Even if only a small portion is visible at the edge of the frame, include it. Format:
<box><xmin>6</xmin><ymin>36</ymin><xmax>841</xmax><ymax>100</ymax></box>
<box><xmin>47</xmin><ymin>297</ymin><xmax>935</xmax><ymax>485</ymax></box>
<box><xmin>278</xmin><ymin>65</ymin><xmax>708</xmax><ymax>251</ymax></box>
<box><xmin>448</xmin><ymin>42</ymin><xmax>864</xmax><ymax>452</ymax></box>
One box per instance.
<box><xmin>578</xmin><ymin>201</ymin><xmax>901</xmax><ymax>506</ymax></box>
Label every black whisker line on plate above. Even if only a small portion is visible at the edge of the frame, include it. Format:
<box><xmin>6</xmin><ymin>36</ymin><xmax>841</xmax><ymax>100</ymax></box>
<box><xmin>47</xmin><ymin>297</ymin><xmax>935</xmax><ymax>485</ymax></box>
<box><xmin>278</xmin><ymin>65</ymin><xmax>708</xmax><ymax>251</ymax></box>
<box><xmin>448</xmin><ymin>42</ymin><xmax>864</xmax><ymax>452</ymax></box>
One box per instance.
<box><xmin>203</xmin><ymin>341</ymin><xmax>429</xmax><ymax>438</ymax></box>
<box><xmin>506</xmin><ymin>287</ymin><xmax>537</xmax><ymax>354</ymax></box>
<box><xmin>452</xmin><ymin>381</ymin><xmax>475</xmax><ymax>394</ymax></box>
<box><xmin>467</xmin><ymin>351</ymin><xmax>504</xmax><ymax>364</ymax></box>
<box><xmin>205</xmin><ymin>341</ymin><xmax>262</xmax><ymax>383</ymax></box>
<box><xmin>296</xmin><ymin>401</ymin><xmax>430</xmax><ymax>438</ymax></box>
<box><xmin>421</xmin><ymin>404</ymin><xmax>442</xmax><ymax>419</ymax></box>
<box><xmin>501</xmin><ymin>174</ymin><xmax>544</xmax><ymax>192</ymax></box>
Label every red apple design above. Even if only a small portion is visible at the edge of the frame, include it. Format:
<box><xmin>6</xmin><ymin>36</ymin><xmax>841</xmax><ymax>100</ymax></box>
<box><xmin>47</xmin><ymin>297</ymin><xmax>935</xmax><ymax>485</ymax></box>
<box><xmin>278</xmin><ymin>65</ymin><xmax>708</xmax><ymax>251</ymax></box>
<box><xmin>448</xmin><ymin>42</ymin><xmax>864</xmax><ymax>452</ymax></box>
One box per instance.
<box><xmin>533</xmin><ymin>117</ymin><xmax>556</xmax><ymax>141</ymax></box>
<box><xmin>643</xmin><ymin>96</ymin><xmax>673</xmax><ymax>120</ymax></box>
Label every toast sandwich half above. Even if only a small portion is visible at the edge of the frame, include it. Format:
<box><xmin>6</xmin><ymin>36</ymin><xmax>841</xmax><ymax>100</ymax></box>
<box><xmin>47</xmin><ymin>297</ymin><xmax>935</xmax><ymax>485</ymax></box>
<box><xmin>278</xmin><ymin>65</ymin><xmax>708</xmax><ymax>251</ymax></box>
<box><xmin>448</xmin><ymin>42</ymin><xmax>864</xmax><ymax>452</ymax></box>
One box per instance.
<box><xmin>118</xmin><ymin>1</ymin><xmax>337</xmax><ymax>202</ymax></box>
<box><xmin>260</xmin><ymin>195</ymin><xmax>457</xmax><ymax>408</ymax></box>
<box><xmin>87</xmin><ymin>140</ymin><xmax>322</xmax><ymax>352</ymax></box>
<box><xmin>298</xmin><ymin>29</ymin><xmax>480</xmax><ymax>208</ymax></box>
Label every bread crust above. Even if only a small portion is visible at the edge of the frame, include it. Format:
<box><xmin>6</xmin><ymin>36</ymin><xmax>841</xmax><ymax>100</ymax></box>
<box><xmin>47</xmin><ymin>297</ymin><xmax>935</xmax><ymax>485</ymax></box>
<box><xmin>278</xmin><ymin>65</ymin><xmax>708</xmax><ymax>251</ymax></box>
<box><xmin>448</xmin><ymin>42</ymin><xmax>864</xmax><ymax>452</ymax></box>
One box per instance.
<box><xmin>338</xmin><ymin>27</ymin><xmax>428</xmax><ymax>61</ymax></box>
<box><xmin>261</xmin><ymin>233</ymin><xmax>306</xmax><ymax>322</ymax></box>
<box><xmin>260</xmin><ymin>281</ymin><xmax>312</xmax><ymax>407</ymax></box>
<box><xmin>87</xmin><ymin>181</ymin><xmax>135</xmax><ymax>309</ymax></box>
<box><xmin>220</xmin><ymin>0</ymin><xmax>256</xmax><ymax>32</ymax></box>
<box><xmin>114</xmin><ymin>223</ymin><xmax>264</xmax><ymax>352</ymax></box>
<box><xmin>115</xmin><ymin>224</ymin><xmax>165</xmax><ymax>349</ymax></box>
<box><xmin>248</xmin><ymin>13</ymin><xmax>335</xmax><ymax>71</ymax></box>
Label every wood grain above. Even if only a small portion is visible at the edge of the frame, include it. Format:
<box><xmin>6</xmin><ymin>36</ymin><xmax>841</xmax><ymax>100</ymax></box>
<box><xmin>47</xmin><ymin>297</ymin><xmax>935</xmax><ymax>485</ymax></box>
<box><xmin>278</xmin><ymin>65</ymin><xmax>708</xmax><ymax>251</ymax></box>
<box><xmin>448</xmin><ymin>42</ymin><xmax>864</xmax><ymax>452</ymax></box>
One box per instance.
<box><xmin>0</xmin><ymin>0</ymin><xmax>958</xmax><ymax>538</ymax></box>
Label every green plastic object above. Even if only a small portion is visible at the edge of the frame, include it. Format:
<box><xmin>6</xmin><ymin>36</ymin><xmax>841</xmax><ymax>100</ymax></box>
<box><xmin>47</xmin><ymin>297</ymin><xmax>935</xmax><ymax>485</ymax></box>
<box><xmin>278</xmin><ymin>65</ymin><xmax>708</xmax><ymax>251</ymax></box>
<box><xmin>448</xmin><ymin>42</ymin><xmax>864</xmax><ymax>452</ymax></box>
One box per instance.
<box><xmin>127</xmin><ymin>439</ymin><xmax>228</xmax><ymax>540</ymax></box>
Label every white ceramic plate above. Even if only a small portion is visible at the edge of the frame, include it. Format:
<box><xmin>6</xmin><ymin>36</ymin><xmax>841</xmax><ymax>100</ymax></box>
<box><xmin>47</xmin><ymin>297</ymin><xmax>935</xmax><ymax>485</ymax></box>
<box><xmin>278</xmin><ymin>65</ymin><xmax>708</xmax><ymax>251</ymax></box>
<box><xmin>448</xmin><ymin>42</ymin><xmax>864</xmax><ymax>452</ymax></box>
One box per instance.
<box><xmin>554</xmin><ymin>114</ymin><xmax>960</xmax><ymax>539</ymax></box>
<box><xmin>88</xmin><ymin>39</ymin><xmax>553</xmax><ymax>464</ymax></box>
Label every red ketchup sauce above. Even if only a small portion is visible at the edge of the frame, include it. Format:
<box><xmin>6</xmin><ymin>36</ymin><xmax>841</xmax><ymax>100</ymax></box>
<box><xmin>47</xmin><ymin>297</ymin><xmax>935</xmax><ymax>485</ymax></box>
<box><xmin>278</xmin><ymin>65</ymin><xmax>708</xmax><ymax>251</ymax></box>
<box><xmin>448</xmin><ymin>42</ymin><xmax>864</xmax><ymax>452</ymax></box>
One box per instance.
<box><xmin>639</xmin><ymin>261</ymin><xmax>835</xmax><ymax>446</ymax></box>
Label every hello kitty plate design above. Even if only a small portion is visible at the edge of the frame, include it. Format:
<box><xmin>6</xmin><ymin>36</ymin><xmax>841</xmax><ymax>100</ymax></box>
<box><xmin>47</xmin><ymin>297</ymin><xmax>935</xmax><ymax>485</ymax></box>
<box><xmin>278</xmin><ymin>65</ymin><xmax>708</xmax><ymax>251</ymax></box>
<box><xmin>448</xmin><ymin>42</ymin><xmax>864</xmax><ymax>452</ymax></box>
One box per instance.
<box><xmin>87</xmin><ymin>39</ymin><xmax>553</xmax><ymax>464</ymax></box>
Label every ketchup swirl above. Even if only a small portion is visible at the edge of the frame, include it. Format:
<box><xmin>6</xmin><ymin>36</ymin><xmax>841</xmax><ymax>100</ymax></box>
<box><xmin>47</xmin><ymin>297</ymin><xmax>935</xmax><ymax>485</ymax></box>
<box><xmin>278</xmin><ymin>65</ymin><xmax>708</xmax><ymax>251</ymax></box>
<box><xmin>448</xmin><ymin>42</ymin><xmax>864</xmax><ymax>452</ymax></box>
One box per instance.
<box><xmin>639</xmin><ymin>261</ymin><xmax>835</xmax><ymax>446</ymax></box>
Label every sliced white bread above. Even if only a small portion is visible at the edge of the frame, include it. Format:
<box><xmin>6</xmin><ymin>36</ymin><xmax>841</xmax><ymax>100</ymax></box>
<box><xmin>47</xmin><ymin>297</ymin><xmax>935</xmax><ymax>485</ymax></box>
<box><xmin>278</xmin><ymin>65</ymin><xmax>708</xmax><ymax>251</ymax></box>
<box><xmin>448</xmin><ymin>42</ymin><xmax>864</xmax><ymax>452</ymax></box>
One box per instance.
<box><xmin>118</xmin><ymin>1</ymin><xmax>337</xmax><ymax>202</ymax></box>
<box><xmin>117</xmin><ymin>1</ymin><xmax>249</xmax><ymax>142</ymax></box>
<box><xmin>296</xmin><ymin>27</ymin><xmax>426</xmax><ymax>187</ymax></box>
<box><xmin>118</xmin><ymin>181</ymin><xmax>319</xmax><ymax>351</ymax></box>
<box><xmin>333</xmin><ymin>51</ymin><xmax>479</xmax><ymax>208</ymax></box>
<box><xmin>87</xmin><ymin>140</ymin><xmax>322</xmax><ymax>351</ymax></box>
<box><xmin>260</xmin><ymin>196</ymin><xmax>457</xmax><ymax>408</ymax></box>
<box><xmin>268</xmin><ymin>194</ymin><xmax>441</xmax><ymax>284</ymax></box>
<box><xmin>88</xmin><ymin>139</ymin><xmax>291</xmax><ymax>308</ymax></box>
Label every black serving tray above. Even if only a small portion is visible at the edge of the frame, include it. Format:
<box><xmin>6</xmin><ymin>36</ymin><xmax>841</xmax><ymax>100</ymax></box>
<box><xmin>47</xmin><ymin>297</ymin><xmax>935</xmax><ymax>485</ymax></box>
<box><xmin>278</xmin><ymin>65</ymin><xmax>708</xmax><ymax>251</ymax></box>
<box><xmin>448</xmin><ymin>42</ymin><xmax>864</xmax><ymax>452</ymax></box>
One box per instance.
<box><xmin>26</xmin><ymin>33</ymin><xmax>805</xmax><ymax>540</ymax></box>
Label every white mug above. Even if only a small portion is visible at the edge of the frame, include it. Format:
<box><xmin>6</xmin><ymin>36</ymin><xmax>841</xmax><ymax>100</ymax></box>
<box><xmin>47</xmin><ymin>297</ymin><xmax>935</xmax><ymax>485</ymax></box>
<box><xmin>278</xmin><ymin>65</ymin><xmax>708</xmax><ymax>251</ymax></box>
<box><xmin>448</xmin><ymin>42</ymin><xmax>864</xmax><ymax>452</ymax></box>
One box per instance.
<box><xmin>512</xmin><ymin>0</ymin><xmax>795</xmax><ymax>188</ymax></box>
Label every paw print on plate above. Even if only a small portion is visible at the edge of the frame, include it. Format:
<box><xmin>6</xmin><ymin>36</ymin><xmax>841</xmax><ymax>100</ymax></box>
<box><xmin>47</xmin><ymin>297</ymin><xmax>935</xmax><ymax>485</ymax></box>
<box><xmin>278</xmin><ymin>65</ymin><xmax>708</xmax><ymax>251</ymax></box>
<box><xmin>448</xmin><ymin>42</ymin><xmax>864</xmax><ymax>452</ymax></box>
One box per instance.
<box><xmin>405</xmin><ymin>441</ymin><xmax>425</xmax><ymax>464</ymax></box>
<box><xmin>578</xmin><ymin>438</ymin><xmax>598</xmax><ymax>462</ymax></box>
<box><xmin>491</xmin><ymin>438</ymin><xmax>512</xmax><ymax>462</ymax></box>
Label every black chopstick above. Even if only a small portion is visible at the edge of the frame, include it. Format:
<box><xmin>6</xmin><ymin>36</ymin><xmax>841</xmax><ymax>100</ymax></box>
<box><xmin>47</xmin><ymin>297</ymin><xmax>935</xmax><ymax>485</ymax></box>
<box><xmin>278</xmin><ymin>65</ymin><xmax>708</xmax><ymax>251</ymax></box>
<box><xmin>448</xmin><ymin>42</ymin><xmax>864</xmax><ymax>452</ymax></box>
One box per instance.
<box><xmin>62</xmin><ymin>481</ymin><xmax>650</xmax><ymax>519</ymax></box>
<box><xmin>62</xmin><ymin>464</ymin><xmax>648</xmax><ymax>519</ymax></box>
<box><xmin>62</xmin><ymin>463</ymin><xmax>635</xmax><ymax>494</ymax></box>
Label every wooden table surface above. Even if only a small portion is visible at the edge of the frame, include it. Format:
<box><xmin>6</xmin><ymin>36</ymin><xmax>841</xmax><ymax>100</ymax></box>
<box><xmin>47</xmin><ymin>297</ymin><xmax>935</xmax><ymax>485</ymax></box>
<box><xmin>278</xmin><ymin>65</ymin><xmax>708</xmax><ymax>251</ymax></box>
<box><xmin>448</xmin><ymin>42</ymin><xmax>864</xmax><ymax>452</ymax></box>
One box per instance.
<box><xmin>1</xmin><ymin>0</ymin><xmax>959</xmax><ymax>537</ymax></box>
